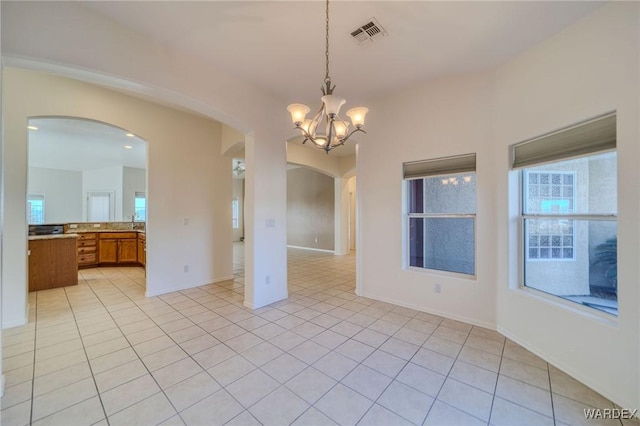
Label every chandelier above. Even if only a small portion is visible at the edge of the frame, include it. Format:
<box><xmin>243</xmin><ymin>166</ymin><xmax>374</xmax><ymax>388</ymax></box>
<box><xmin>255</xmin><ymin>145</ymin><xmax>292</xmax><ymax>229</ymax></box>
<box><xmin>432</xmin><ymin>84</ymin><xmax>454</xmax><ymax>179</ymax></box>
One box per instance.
<box><xmin>287</xmin><ymin>0</ymin><xmax>369</xmax><ymax>154</ymax></box>
<box><xmin>232</xmin><ymin>160</ymin><xmax>245</xmax><ymax>176</ymax></box>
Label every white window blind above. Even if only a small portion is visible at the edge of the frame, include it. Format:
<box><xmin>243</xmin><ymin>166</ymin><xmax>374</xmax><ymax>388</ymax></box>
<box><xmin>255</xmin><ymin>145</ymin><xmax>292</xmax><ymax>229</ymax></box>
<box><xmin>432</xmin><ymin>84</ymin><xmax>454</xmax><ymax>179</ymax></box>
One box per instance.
<box><xmin>403</xmin><ymin>153</ymin><xmax>476</xmax><ymax>180</ymax></box>
<box><xmin>512</xmin><ymin>112</ymin><xmax>616</xmax><ymax>169</ymax></box>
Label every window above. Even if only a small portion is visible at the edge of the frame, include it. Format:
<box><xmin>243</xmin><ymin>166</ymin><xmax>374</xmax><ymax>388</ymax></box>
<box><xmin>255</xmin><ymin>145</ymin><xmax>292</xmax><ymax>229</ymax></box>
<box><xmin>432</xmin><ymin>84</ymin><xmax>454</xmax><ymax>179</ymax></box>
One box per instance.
<box><xmin>27</xmin><ymin>194</ymin><xmax>45</xmax><ymax>224</ymax></box>
<box><xmin>513</xmin><ymin>112</ymin><xmax>617</xmax><ymax>315</ymax></box>
<box><xmin>134</xmin><ymin>192</ymin><xmax>146</xmax><ymax>221</ymax></box>
<box><xmin>525</xmin><ymin>171</ymin><xmax>576</xmax><ymax>260</ymax></box>
<box><xmin>232</xmin><ymin>198</ymin><xmax>239</xmax><ymax>229</ymax></box>
<box><xmin>404</xmin><ymin>154</ymin><xmax>476</xmax><ymax>275</ymax></box>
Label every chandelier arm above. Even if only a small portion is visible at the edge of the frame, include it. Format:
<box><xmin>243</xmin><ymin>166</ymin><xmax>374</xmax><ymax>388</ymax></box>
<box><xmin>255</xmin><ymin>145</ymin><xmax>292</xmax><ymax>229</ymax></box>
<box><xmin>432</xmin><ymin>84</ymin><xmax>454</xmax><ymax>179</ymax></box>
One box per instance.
<box><xmin>340</xmin><ymin>127</ymin><xmax>367</xmax><ymax>144</ymax></box>
<box><xmin>293</xmin><ymin>124</ymin><xmax>314</xmax><ymax>142</ymax></box>
<box><xmin>327</xmin><ymin>116</ymin><xmax>335</xmax><ymax>150</ymax></box>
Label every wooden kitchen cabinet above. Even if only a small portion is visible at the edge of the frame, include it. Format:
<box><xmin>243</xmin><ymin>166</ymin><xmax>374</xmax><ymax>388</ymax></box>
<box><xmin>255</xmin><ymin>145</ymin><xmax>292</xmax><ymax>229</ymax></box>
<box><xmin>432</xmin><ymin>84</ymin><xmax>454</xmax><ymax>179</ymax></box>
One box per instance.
<box><xmin>119</xmin><ymin>239</ymin><xmax>138</xmax><ymax>263</ymax></box>
<box><xmin>77</xmin><ymin>233</ymin><xmax>98</xmax><ymax>267</ymax></box>
<box><xmin>98</xmin><ymin>232</ymin><xmax>138</xmax><ymax>264</ymax></box>
<box><xmin>98</xmin><ymin>239</ymin><xmax>118</xmax><ymax>263</ymax></box>
<box><xmin>137</xmin><ymin>233</ymin><xmax>146</xmax><ymax>266</ymax></box>
<box><xmin>29</xmin><ymin>237</ymin><xmax>78</xmax><ymax>291</ymax></box>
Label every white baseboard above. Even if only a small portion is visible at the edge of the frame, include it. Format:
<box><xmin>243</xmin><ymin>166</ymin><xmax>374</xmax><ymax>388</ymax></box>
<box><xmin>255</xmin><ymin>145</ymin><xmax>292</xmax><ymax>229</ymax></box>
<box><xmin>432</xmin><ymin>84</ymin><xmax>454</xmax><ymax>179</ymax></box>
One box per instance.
<box><xmin>145</xmin><ymin>275</ymin><xmax>235</xmax><ymax>297</ymax></box>
<box><xmin>359</xmin><ymin>291</ymin><xmax>497</xmax><ymax>330</ymax></box>
<box><xmin>287</xmin><ymin>245</ymin><xmax>334</xmax><ymax>254</ymax></box>
<box><xmin>2</xmin><ymin>316</ymin><xmax>28</xmax><ymax>330</ymax></box>
<box><xmin>0</xmin><ymin>375</ymin><xmax>5</xmax><ymax>398</ymax></box>
<box><xmin>497</xmin><ymin>326</ymin><xmax>632</xmax><ymax>410</ymax></box>
<box><xmin>244</xmin><ymin>293</ymin><xmax>288</xmax><ymax>311</ymax></box>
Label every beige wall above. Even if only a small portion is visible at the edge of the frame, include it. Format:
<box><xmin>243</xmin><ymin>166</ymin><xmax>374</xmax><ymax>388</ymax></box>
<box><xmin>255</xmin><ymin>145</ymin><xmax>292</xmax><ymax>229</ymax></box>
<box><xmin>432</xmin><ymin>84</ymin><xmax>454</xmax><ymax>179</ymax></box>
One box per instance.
<box><xmin>494</xmin><ymin>3</ymin><xmax>638</xmax><ymax>409</ymax></box>
<box><xmin>28</xmin><ymin>167</ymin><xmax>83</xmax><ymax>223</ymax></box>
<box><xmin>287</xmin><ymin>167</ymin><xmax>335</xmax><ymax>251</ymax></box>
<box><xmin>360</xmin><ymin>2</ymin><xmax>638</xmax><ymax>409</ymax></box>
<box><xmin>2</xmin><ymin>68</ymin><xmax>234</xmax><ymax>326</ymax></box>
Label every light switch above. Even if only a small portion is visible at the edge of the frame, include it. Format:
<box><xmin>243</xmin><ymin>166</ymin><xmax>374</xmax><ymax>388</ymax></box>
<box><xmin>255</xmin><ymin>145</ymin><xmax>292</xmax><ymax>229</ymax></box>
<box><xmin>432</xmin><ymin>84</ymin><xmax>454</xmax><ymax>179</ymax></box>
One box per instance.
<box><xmin>265</xmin><ymin>218</ymin><xmax>275</xmax><ymax>228</ymax></box>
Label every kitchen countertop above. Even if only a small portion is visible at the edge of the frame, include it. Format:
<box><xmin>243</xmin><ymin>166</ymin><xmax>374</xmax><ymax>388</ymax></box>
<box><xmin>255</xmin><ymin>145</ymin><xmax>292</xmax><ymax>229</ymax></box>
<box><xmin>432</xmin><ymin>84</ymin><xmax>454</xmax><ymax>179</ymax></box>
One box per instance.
<box><xmin>29</xmin><ymin>234</ymin><xmax>79</xmax><ymax>241</ymax></box>
<box><xmin>68</xmin><ymin>229</ymin><xmax>145</xmax><ymax>234</ymax></box>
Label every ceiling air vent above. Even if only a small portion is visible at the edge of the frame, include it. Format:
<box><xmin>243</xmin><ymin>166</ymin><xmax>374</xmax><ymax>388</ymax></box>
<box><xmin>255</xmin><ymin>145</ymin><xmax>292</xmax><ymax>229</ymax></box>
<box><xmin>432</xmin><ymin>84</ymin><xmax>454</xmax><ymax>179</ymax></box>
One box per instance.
<box><xmin>350</xmin><ymin>18</ymin><xmax>387</xmax><ymax>45</ymax></box>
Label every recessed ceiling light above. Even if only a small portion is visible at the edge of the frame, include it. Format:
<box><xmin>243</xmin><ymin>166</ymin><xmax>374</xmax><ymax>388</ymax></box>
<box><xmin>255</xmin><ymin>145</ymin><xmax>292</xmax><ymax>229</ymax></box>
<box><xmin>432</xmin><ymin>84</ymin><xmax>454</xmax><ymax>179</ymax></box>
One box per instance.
<box><xmin>124</xmin><ymin>145</ymin><xmax>133</xmax><ymax>149</ymax></box>
<box><xmin>28</xmin><ymin>126</ymin><xmax>38</xmax><ymax>130</ymax></box>
<box><xmin>125</xmin><ymin>133</ymin><xmax>135</xmax><ymax>137</ymax></box>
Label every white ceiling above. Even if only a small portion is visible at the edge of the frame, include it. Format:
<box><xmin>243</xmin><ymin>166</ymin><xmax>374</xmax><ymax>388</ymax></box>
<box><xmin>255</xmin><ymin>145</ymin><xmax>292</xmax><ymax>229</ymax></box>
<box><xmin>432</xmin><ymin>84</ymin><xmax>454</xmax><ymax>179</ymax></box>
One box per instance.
<box><xmin>79</xmin><ymin>1</ymin><xmax>604</xmax><ymax>108</ymax></box>
<box><xmin>27</xmin><ymin>2</ymin><xmax>604</xmax><ymax>162</ymax></box>
<box><xmin>28</xmin><ymin>118</ymin><xmax>146</xmax><ymax>171</ymax></box>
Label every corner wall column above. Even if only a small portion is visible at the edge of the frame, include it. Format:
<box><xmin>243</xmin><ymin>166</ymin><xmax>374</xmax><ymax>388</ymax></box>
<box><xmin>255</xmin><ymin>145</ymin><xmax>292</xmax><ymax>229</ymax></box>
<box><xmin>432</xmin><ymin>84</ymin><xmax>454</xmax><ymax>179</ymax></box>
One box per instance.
<box><xmin>243</xmin><ymin>129</ymin><xmax>288</xmax><ymax>309</ymax></box>
<box><xmin>334</xmin><ymin>177</ymin><xmax>350</xmax><ymax>255</ymax></box>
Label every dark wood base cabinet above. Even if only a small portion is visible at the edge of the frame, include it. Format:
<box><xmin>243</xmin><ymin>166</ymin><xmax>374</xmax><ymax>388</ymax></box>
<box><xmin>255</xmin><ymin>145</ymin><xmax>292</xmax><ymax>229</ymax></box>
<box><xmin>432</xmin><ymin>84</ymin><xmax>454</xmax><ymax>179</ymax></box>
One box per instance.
<box><xmin>77</xmin><ymin>233</ymin><xmax>98</xmax><ymax>268</ymax></box>
<box><xmin>74</xmin><ymin>231</ymin><xmax>146</xmax><ymax>269</ymax></box>
<box><xmin>98</xmin><ymin>232</ymin><xmax>142</xmax><ymax>265</ymax></box>
<box><xmin>29</xmin><ymin>237</ymin><xmax>78</xmax><ymax>292</ymax></box>
<box><xmin>137</xmin><ymin>233</ymin><xmax>146</xmax><ymax>267</ymax></box>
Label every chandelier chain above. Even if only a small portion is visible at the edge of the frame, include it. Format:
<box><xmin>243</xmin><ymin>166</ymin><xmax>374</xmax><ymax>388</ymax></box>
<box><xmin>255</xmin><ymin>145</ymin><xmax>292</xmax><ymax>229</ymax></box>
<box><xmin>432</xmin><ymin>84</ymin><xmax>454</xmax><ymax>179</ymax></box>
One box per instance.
<box><xmin>325</xmin><ymin>0</ymin><xmax>330</xmax><ymax>83</ymax></box>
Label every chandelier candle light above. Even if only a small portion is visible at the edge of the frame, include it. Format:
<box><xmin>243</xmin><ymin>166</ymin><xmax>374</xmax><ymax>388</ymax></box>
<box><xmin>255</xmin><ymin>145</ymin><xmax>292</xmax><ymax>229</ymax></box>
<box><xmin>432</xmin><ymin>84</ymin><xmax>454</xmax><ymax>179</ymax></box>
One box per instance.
<box><xmin>287</xmin><ymin>0</ymin><xmax>369</xmax><ymax>154</ymax></box>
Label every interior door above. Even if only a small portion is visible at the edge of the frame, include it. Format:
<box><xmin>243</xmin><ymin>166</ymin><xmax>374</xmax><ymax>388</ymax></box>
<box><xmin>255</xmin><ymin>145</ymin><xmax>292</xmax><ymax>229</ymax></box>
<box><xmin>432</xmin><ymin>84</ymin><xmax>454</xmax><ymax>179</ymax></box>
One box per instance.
<box><xmin>87</xmin><ymin>192</ymin><xmax>114</xmax><ymax>222</ymax></box>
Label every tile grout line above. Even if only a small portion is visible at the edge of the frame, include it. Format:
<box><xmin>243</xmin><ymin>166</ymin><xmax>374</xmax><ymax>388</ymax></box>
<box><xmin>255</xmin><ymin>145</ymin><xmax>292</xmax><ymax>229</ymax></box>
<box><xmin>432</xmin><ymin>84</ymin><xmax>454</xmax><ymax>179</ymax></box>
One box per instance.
<box><xmin>419</xmin><ymin>326</ymin><xmax>489</xmax><ymax>425</ymax></box>
<box><xmin>81</xmin><ymin>268</ymin><xmax>190</xmax><ymax>424</ymax></box>
<box><xmin>28</xmin><ymin>287</ymin><xmax>99</xmax><ymax>425</ymax></box>
<box><xmin>61</xmin><ymin>281</ymin><xmax>111</xmax><ymax>426</ymax></box>
<box><xmin>28</xmin><ymin>291</ymin><xmax>39</xmax><ymax>426</ymax></box>
<box><xmin>217</xmin><ymin>262</ymin><xmax>380</xmax><ymax>424</ymax></box>
<box><xmin>240</xmin><ymin>285</ymin><xmax>382</xmax><ymax>424</ymax></box>
<box><xmin>486</xmin><ymin>331</ymin><xmax>507</xmax><ymax>426</ymax></box>
<box><xmin>353</xmin><ymin>321</ymin><xmax>437</xmax><ymax>426</ymax></box>
<box><xmin>84</xmin><ymin>267</ymin><xmax>255</xmax><ymax>424</ymax></box>
<box><xmin>547</xmin><ymin>362</ymin><xmax>557</xmax><ymax>426</ymax></box>
<box><xmin>17</xmin><ymin>249</ymin><xmax>613</xmax><ymax>426</ymax></box>
<box><xmin>249</xmin><ymin>305</ymin><xmax>427</xmax><ymax>424</ymax></box>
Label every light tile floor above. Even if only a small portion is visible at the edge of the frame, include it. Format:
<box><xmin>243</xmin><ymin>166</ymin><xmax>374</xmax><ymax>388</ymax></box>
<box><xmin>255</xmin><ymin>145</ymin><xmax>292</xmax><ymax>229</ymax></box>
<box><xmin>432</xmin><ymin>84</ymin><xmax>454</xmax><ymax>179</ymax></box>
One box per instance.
<box><xmin>1</xmin><ymin>245</ymin><xmax>635</xmax><ymax>426</ymax></box>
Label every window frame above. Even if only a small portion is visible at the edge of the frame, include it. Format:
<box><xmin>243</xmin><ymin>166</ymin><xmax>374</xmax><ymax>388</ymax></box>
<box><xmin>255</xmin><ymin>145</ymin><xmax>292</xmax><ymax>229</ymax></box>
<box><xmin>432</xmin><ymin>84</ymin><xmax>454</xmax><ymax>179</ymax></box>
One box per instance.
<box><xmin>403</xmin><ymin>153</ymin><xmax>477</xmax><ymax>278</ymax></box>
<box><xmin>512</xmin><ymin>112</ymin><xmax>618</xmax><ymax>317</ymax></box>
<box><xmin>232</xmin><ymin>198</ymin><xmax>240</xmax><ymax>229</ymax></box>
<box><xmin>523</xmin><ymin>170</ymin><xmax>577</xmax><ymax>262</ymax></box>
<box><xmin>517</xmin><ymin>160</ymin><xmax>618</xmax><ymax>312</ymax></box>
<box><xmin>134</xmin><ymin>191</ymin><xmax>146</xmax><ymax>222</ymax></box>
<box><xmin>27</xmin><ymin>193</ymin><xmax>46</xmax><ymax>224</ymax></box>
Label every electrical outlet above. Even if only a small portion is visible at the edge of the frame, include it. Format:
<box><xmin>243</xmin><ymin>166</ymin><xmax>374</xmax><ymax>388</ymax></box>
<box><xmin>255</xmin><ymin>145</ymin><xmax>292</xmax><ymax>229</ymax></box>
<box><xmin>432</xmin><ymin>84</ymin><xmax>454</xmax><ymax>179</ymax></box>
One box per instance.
<box><xmin>184</xmin><ymin>265</ymin><xmax>189</xmax><ymax>273</ymax></box>
<box><xmin>183</xmin><ymin>218</ymin><xmax>189</xmax><ymax>226</ymax></box>
<box><xmin>69</xmin><ymin>224</ymin><xmax>78</xmax><ymax>229</ymax></box>
<box><xmin>265</xmin><ymin>275</ymin><xmax>270</xmax><ymax>284</ymax></box>
<box><xmin>434</xmin><ymin>283</ymin><xmax>442</xmax><ymax>294</ymax></box>
<box><xmin>93</xmin><ymin>224</ymin><xmax>101</xmax><ymax>228</ymax></box>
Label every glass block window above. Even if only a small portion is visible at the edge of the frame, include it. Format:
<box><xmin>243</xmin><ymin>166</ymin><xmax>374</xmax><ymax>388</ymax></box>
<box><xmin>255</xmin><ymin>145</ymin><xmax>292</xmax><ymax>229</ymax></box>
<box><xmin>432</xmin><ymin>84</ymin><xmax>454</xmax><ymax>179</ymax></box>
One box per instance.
<box><xmin>525</xmin><ymin>171</ymin><xmax>576</xmax><ymax>260</ymax></box>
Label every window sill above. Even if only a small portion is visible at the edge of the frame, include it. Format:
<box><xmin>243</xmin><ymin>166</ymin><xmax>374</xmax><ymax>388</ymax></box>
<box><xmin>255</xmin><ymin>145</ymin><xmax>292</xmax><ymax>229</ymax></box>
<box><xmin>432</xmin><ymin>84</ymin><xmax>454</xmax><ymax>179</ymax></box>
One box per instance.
<box><xmin>512</xmin><ymin>285</ymin><xmax>619</xmax><ymax>327</ymax></box>
<box><xmin>405</xmin><ymin>266</ymin><xmax>477</xmax><ymax>281</ymax></box>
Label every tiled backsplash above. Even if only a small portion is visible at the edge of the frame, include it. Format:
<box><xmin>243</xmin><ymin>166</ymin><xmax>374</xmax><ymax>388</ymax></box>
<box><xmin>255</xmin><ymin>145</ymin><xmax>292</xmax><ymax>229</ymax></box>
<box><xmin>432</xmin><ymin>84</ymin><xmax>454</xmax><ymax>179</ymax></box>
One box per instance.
<box><xmin>64</xmin><ymin>222</ymin><xmax>146</xmax><ymax>233</ymax></box>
